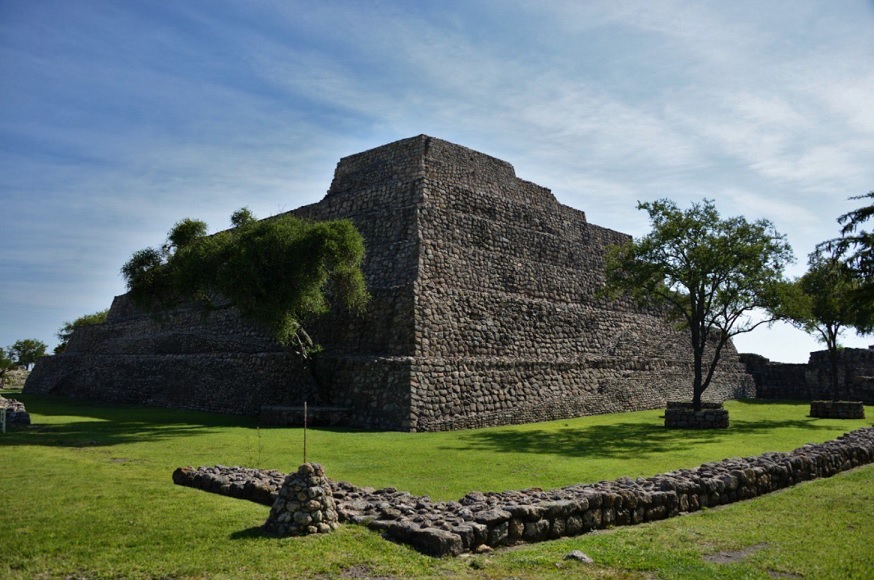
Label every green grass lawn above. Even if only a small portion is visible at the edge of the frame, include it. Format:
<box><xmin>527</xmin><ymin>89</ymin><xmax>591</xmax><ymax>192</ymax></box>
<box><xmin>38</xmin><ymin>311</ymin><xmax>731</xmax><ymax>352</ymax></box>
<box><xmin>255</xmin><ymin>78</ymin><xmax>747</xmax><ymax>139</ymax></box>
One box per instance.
<box><xmin>2</xmin><ymin>393</ymin><xmax>873</xmax><ymax>579</ymax></box>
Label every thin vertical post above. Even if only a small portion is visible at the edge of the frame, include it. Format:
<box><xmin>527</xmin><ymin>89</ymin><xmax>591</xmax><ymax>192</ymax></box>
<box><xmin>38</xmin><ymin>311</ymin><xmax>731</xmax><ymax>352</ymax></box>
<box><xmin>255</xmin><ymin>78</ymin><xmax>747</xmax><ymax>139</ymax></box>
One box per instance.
<box><xmin>303</xmin><ymin>401</ymin><xmax>308</xmax><ymax>464</ymax></box>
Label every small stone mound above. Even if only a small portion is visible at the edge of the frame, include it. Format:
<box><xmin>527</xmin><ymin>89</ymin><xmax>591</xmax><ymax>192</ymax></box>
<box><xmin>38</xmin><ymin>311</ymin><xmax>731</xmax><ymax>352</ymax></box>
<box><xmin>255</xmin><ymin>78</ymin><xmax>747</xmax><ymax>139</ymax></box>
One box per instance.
<box><xmin>264</xmin><ymin>463</ymin><xmax>340</xmax><ymax>536</ymax></box>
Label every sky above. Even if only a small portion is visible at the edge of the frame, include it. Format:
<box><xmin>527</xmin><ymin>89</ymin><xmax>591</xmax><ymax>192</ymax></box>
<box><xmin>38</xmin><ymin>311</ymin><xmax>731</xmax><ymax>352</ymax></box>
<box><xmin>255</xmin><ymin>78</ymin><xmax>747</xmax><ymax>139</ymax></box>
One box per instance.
<box><xmin>1</xmin><ymin>0</ymin><xmax>873</xmax><ymax>363</ymax></box>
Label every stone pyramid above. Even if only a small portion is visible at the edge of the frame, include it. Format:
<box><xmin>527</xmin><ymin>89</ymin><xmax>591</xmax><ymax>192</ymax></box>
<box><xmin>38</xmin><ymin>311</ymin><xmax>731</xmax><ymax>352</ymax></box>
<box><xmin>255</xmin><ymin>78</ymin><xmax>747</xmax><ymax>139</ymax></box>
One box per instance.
<box><xmin>26</xmin><ymin>135</ymin><xmax>754</xmax><ymax>430</ymax></box>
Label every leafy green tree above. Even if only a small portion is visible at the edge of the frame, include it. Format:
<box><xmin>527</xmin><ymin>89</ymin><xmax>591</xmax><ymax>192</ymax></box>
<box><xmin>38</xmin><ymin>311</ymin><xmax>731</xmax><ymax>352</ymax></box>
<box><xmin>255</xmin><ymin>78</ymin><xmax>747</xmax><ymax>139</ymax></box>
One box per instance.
<box><xmin>777</xmin><ymin>248</ymin><xmax>873</xmax><ymax>401</ymax></box>
<box><xmin>121</xmin><ymin>209</ymin><xmax>369</xmax><ymax>399</ymax></box>
<box><xmin>0</xmin><ymin>347</ymin><xmax>14</xmax><ymax>385</ymax></box>
<box><xmin>230</xmin><ymin>206</ymin><xmax>256</xmax><ymax>227</ymax></box>
<box><xmin>55</xmin><ymin>309</ymin><xmax>110</xmax><ymax>354</ymax></box>
<box><xmin>603</xmin><ymin>199</ymin><xmax>793</xmax><ymax>411</ymax></box>
<box><xmin>10</xmin><ymin>339</ymin><xmax>48</xmax><ymax>370</ymax></box>
<box><xmin>823</xmin><ymin>191</ymin><xmax>874</xmax><ymax>309</ymax></box>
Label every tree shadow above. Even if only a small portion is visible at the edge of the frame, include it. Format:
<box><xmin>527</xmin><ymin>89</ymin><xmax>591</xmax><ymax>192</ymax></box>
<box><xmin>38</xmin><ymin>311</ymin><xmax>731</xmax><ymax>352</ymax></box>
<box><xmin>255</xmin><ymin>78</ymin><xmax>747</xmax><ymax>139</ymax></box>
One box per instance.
<box><xmin>445</xmin><ymin>416</ymin><xmax>840</xmax><ymax>460</ymax></box>
<box><xmin>14</xmin><ymin>393</ymin><xmax>257</xmax><ymax>425</ymax></box>
<box><xmin>1</xmin><ymin>393</ymin><xmax>258</xmax><ymax>448</ymax></box>
<box><xmin>3</xmin><ymin>420</ymin><xmax>223</xmax><ymax>449</ymax></box>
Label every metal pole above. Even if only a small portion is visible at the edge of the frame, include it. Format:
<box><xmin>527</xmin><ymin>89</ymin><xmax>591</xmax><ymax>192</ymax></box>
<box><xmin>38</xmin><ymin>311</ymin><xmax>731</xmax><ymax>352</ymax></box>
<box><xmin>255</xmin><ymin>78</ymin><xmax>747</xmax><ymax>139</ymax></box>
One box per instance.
<box><xmin>303</xmin><ymin>401</ymin><xmax>307</xmax><ymax>464</ymax></box>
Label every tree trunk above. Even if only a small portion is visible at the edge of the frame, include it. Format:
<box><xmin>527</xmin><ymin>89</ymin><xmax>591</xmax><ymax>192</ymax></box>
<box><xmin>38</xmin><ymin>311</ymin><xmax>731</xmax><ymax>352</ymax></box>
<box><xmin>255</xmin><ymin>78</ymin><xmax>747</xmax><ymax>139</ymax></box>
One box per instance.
<box><xmin>304</xmin><ymin>361</ymin><xmax>325</xmax><ymax>405</ymax></box>
<box><xmin>293</xmin><ymin>328</ymin><xmax>326</xmax><ymax>405</ymax></box>
<box><xmin>692</xmin><ymin>346</ymin><xmax>705</xmax><ymax>412</ymax></box>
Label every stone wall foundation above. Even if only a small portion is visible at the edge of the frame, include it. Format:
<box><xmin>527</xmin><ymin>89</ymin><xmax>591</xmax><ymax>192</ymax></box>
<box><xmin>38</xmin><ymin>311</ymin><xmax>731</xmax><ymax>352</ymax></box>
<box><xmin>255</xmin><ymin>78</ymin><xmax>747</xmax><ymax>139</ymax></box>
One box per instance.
<box><xmin>809</xmin><ymin>400</ymin><xmax>865</xmax><ymax>419</ymax></box>
<box><xmin>174</xmin><ymin>427</ymin><xmax>874</xmax><ymax>556</ymax></box>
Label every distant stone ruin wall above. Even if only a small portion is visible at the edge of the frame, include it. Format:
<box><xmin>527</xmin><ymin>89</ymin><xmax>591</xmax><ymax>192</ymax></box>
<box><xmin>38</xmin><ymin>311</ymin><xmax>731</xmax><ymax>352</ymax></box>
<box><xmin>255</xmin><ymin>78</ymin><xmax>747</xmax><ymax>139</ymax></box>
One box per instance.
<box><xmin>741</xmin><ymin>349</ymin><xmax>874</xmax><ymax>404</ymax></box>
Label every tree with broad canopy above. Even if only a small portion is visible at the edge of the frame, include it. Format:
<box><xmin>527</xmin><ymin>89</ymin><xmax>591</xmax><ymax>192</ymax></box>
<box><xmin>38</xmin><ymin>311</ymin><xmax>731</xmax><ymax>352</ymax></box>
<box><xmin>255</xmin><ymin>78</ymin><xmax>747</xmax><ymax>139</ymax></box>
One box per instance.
<box><xmin>820</xmin><ymin>190</ymin><xmax>874</xmax><ymax>319</ymax></box>
<box><xmin>774</xmin><ymin>246</ymin><xmax>873</xmax><ymax>401</ymax></box>
<box><xmin>9</xmin><ymin>339</ymin><xmax>48</xmax><ymax>371</ymax></box>
<box><xmin>121</xmin><ymin>208</ymin><xmax>369</xmax><ymax>401</ymax></box>
<box><xmin>602</xmin><ymin>199</ymin><xmax>793</xmax><ymax>412</ymax></box>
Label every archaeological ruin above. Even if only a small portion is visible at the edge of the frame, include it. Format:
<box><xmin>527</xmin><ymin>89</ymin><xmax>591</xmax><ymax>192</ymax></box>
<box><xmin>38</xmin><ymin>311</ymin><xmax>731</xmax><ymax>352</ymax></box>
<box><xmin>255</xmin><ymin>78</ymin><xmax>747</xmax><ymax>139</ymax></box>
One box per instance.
<box><xmin>25</xmin><ymin>135</ymin><xmax>756</xmax><ymax>430</ymax></box>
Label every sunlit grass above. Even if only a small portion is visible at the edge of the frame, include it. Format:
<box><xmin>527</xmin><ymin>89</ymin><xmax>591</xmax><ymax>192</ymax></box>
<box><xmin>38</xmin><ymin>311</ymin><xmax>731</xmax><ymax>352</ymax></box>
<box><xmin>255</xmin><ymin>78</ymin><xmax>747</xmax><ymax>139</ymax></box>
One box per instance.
<box><xmin>2</xmin><ymin>393</ymin><xmax>872</xmax><ymax>578</ymax></box>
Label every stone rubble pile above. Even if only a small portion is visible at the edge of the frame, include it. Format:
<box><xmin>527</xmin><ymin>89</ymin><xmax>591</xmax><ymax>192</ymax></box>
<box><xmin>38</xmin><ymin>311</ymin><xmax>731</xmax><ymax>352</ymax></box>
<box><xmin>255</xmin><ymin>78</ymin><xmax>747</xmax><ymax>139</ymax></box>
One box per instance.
<box><xmin>0</xmin><ymin>395</ymin><xmax>30</xmax><ymax>427</ymax></box>
<box><xmin>264</xmin><ymin>463</ymin><xmax>340</xmax><ymax>536</ymax></box>
<box><xmin>172</xmin><ymin>464</ymin><xmax>284</xmax><ymax>505</ymax></box>
<box><xmin>173</xmin><ymin>427</ymin><xmax>874</xmax><ymax>556</ymax></box>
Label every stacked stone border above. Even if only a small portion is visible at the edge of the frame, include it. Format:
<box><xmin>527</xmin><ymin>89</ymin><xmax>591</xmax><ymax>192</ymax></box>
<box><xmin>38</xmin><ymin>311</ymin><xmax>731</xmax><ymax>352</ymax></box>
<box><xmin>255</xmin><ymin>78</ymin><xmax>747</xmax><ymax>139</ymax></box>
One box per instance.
<box><xmin>810</xmin><ymin>401</ymin><xmax>865</xmax><ymax>420</ymax></box>
<box><xmin>174</xmin><ymin>427</ymin><xmax>874</xmax><ymax>556</ymax></box>
<box><xmin>664</xmin><ymin>402</ymin><xmax>729</xmax><ymax>429</ymax></box>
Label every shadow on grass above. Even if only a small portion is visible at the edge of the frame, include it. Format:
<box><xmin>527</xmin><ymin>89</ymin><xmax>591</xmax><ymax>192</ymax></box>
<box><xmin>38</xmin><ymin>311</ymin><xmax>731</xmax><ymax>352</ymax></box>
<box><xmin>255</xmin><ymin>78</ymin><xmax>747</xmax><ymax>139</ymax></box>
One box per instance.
<box><xmin>1</xmin><ymin>392</ymin><xmax>260</xmax><ymax>448</ymax></box>
<box><xmin>446</xmin><ymin>416</ymin><xmax>839</xmax><ymax>460</ymax></box>
<box><xmin>230</xmin><ymin>526</ymin><xmax>269</xmax><ymax>540</ymax></box>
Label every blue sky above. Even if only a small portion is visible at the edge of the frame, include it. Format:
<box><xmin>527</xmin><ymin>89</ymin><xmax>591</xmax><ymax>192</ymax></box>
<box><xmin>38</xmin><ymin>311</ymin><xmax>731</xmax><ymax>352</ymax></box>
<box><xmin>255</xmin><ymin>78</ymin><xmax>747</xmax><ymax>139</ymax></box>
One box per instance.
<box><xmin>1</xmin><ymin>0</ymin><xmax>873</xmax><ymax>363</ymax></box>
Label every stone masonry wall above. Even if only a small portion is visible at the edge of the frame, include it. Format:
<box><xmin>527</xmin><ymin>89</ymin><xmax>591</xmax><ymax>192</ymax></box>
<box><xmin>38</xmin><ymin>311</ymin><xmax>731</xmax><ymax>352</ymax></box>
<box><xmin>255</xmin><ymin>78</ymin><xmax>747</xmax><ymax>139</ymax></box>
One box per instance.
<box><xmin>407</xmin><ymin>136</ymin><xmax>752</xmax><ymax>430</ymax></box>
<box><xmin>26</xmin><ymin>135</ymin><xmax>754</xmax><ymax>429</ymax></box>
<box><xmin>25</xmin><ymin>297</ymin><xmax>307</xmax><ymax>415</ymax></box>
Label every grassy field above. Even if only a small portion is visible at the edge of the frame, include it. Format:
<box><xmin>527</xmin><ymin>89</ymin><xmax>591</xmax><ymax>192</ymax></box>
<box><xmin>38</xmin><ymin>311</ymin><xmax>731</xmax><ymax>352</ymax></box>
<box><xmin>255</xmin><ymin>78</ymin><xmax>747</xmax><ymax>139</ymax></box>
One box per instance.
<box><xmin>2</xmin><ymin>392</ymin><xmax>873</xmax><ymax>578</ymax></box>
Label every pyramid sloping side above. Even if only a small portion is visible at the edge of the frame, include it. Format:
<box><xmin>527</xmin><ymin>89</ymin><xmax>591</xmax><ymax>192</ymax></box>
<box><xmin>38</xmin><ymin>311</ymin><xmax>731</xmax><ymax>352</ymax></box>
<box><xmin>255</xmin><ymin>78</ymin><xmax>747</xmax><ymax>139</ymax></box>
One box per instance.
<box><xmin>407</xmin><ymin>137</ymin><xmax>754</xmax><ymax>431</ymax></box>
<box><xmin>25</xmin><ymin>137</ymin><xmax>432</xmax><ymax>429</ymax></box>
<box><xmin>23</xmin><ymin>295</ymin><xmax>311</xmax><ymax>415</ymax></box>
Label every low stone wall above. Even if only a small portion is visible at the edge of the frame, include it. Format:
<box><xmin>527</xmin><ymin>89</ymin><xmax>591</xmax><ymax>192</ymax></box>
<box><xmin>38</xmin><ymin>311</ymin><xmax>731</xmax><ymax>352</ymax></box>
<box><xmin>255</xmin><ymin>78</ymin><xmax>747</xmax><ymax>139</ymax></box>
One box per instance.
<box><xmin>810</xmin><ymin>401</ymin><xmax>865</xmax><ymax>419</ymax></box>
<box><xmin>0</xmin><ymin>396</ymin><xmax>30</xmax><ymax>427</ymax></box>
<box><xmin>664</xmin><ymin>402</ymin><xmax>728</xmax><ymax>429</ymax></box>
<box><xmin>174</xmin><ymin>427</ymin><xmax>874</xmax><ymax>556</ymax></box>
<box><xmin>172</xmin><ymin>465</ymin><xmax>284</xmax><ymax>505</ymax></box>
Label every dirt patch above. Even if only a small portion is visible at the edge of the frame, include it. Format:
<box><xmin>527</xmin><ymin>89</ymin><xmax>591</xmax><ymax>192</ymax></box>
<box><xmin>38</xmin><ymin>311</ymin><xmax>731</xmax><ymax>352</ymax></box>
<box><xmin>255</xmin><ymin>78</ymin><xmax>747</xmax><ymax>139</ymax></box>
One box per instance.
<box><xmin>703</xmin><ymin>543</ymin><xmax>768</xmax><ymax>564</ymax></box>
<box><xmin>337</xmin><ymin>565</ymin><xmax>398</xmax><ymax>579</ymax></box>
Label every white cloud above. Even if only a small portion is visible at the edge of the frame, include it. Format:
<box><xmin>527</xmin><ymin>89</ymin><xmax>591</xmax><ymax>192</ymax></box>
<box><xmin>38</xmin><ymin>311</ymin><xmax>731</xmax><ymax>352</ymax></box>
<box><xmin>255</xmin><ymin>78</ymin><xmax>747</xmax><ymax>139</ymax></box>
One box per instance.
<box><xmin>2</xmin><ymin>0</ymin><xmax>874</xmax><ymax>363</ymax></box>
